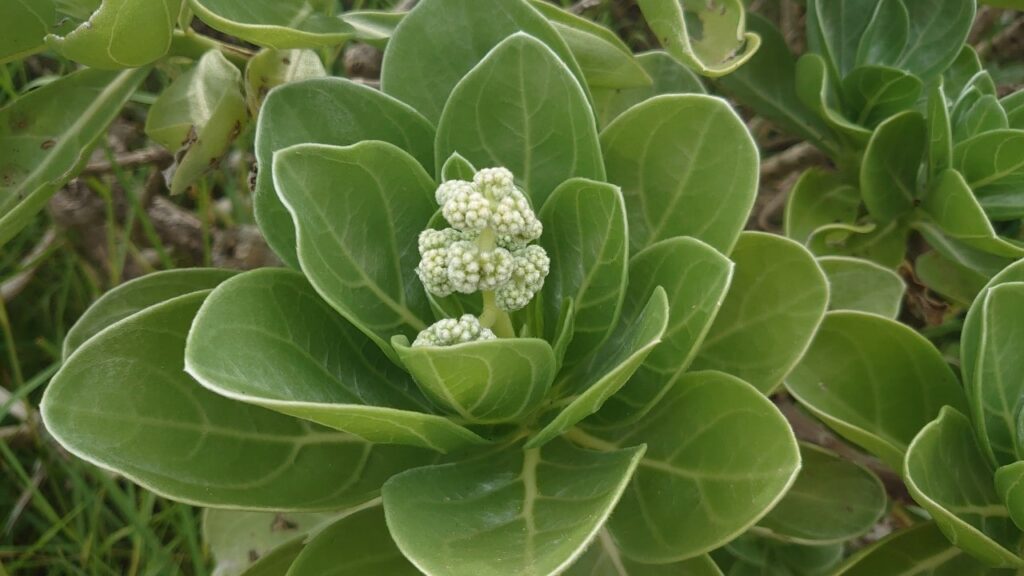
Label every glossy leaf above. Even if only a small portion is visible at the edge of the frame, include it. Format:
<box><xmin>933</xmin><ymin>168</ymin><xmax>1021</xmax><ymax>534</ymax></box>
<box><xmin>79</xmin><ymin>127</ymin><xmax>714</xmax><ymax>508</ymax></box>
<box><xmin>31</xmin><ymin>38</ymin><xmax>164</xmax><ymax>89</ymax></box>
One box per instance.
<box><xmin>0</xmin><ymin>67</ymin><xmax>147</xmax><ymax>248</ymax></box>
<box><xmin>186</xmin><ymin>269</ymin><xmax>486</xmax><ymax>452</ymax></box>
<box><xmin>287</xmin><ymin>506</ymin><xmax>419</xmax><ymax>576</ymax></box>
<box><xmin>435</xmin><ymin>32</ymin><xmax>604</xmax><ymax>209</ymax></box>
<box><xmin>755</xmin><ymin>443</ymin><xmax>886</xmax><ymax>545</ymax></box>
<box><xmin>861</xmin><ymin>110</ymin><xmax>925</xmax><ymax>223</ymax></box>
<box><xmin>920</xmin><ymin>169</ymin><xmax>1024</xmax><ymax>259</ymax></box>
<box><xmin>382</xmin><ymin>439</ymin><xmax>645</xmax><ymax>576</ymax></box>
<box><xmin>579</xmin><ymin>370</ymin><xmax>799</xmax><ymax>563</ymax></box>
<box><xmin>841</xmin><ymin>65</ymin><xmax>922</xmax><ymax>128</ymax></box>
<box><xmin>46</xmin><ymin>0</ymin><xmax>180</xmax><ymax>68</ymax></box>
<box><xmin>692</xmin><ymin>232</ymin><xmax>828</xmax><ymax>395</ymax></box>
<box><xmin>0</xmin><ymin>0</ymin><xmax>55</xmax><ymax>63</ymax></box>
<box><xmin>637</xmin><ymin>0</ymin><xmax>761</xmax><ymax>77</ymax></box>
<box><xmin>272</xmin><ymin>142</ymin><xmax>435</xmax><ymax>353</ymax></box>
<box><xmin>601</xmin><ymin>94</ymin><xmax>758</xmax><ymax>254</ymax></box>
<box><xmin>784</xmin><ymin>168</ymin><xmax>860</xmax><ymax>246</ymax></box>
<box><xmin>254</xmin><ymin>78</ymin><xmax>434</xmax><ymax>268</ymax></box>
<box><xmin>592</xmin><ymin>51</ymin><xmax>705</xmax><ymax>128</ymax></box>
<box><xmin>833</xmin><ymin>522</ymin><xmax>997</xmax><ymax>576</ymax></box>
<box><xmin>381</xmin><ymin>0</ymin><xmax>584</xmax><ymax>124</ymax></box>
<box><xmin>204</xmin><ymin>509</ymin><xmax>336</xmax><ymax>576</ymax></box>
<box><xmin>244</xmin><ymin>49</ymin><xmax>326</xmax><ymax>114</ymax></box>
<box><xmin>63</xmin><ymin>268</ymin><xmax>236</xmax><ymax>358</ymax></box>
<box><xmin>786</xmin><ymin>311</ymin><xmax>967</xmax><ymax>470</ymax></box>
<box><xmin>818</xmin><ymin>256</ymin><xmax>904</xmax><ymax>318</ymax></box>
<box><xmin>539</xmin><ymin>178</ymin><xmax>627</xmax><ymax>364</ymax></box>
<box><xmin>42</xmin><ymin>293</ymin><xmax>432</xmax><ymax>510</ymax></box>
<box><xmin>954</xmin><ymin>130</ymin><xmax>1024</xmax><ymax>198</ymax></box>
<box><xmin>393</xmin><ymin>336</ymin><xmax>556</xmax><ymax>425</ymax></box>
<box><xmin>566</xmin><ymin>530</ymin><xmax>722</xmax><ymax>576</ymax></box>
<box><xmin>905</xmin><ymin>407</ymin><xmax>1023</xmax><ymax>567</ymax></box>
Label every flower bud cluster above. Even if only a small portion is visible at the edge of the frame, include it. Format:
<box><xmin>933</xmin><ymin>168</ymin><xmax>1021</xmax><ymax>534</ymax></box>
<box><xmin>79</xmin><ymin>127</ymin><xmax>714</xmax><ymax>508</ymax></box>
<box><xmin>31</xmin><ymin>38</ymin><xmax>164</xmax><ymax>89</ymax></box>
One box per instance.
<box><xmin>412</xmin><ymin>314</ymin><xmax>496</xmax><ymax>347</ymax></box>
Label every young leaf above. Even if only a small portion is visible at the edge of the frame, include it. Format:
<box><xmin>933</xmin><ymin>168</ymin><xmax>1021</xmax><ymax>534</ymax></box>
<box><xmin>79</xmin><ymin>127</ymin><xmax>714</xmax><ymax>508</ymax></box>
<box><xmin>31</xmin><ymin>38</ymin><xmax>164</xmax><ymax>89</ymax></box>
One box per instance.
<box><xmin>818</xmin><ymin>256</ymin><xmax>905</xmax><ymax>318</ymax></box>
<box><xmin>0</xmin><ymin>0</ymin><xmax>55</xmax><ymax>63</ymax></box>
<box><xmin>755</xmin><ymin>443</ymin><xmax>887</xmax><ymax>545</ymax></box>
<box><xmin>381</xmin><ymin>0</ymin><xmax>584</xmax><ymax>124</ymax></box>
<box><xmin>832</xmin><ymin>522</ymin><xmax>996</xmax><ymax>575</ymax></box>
<box><xmin>42</xmin><ymin>293</ymin><xmax>433</xmax><ymax>510</ymax></box>
<box><xmin>786</xmin><ymin>311</ymin><xmax>967</xmax><ymax>470</ymax></box>
<box><xmin>592</xmin><ymin>51</ymin><xmax>705</xmax><ymax>128</ymax></box>
<box><xmin>928</xmin><ymin>80</ymin><xmax>953</xmax><ymax>179</ymax></box>
<box><xmin>904</xmin><ymin>407</ymin><xmax>1023</xmax><ymax>568</ymax></box>
<box><xmin>539</xmin><ymin>178</ymin><xmax>627</xmax><ymax>365</ymax></box>
<box><xmin>841</xmin><ymin>66</ymin><xmax>923</xmax><ymax>128</ymax></box>
<box><xmin>204</xmin><ymin>509</ymin><xmax>337</xmax><ymax>576</ymax></box>
<box><xmin>46</xmin><ymin>0</ymin><xmax>181</xmax><ymax>68</ymax></box>
<box><xmin>784</xmin><ymin>168</ymin><xmax>860</xmax><ymax>246</ymax></box>
<box><xmin>919</xmin><ymin>169</ymin><xmax>1024</xmax><ymax>259</ymax></box>
<box><xmin>953</xmin><ymin>130</ymin><xmax>1024</xmax><ymax>197</ymax></box>
<box><xmin>576</xmin><ymin>370</ymin><xmax>800</xmax><ymax>563</ymax></box>
<box><xmin>691</xmin><ymin>232</ymin><xmax>828</xmax><ymax>395</ymax></box>
<box><xmin>287</xmin><ymin>506</ymin><xmax>419</xmax><ymax>575</ymax></box>
<box><xmin>435</xmin><ymin>33</ymin><xmax>604</xmax><ymax>209</ymax></box>
<box><xmin>244</xmin><ymin>49</ymin><xmax>326</xmax><ymax>115</ymax></box>
<box><xmin>601</xmin><ymin>94</ymin><xmax>758</xmax><ymax>254</ymax></box>
<box><xmin>566</xmin><ymin>530</ymin><xmax>723</xmax><ymax>576</ymax></box>
<box><xmin>382</xmin><ymin>439</ymin><xmax>645</xmax><ymax>576</ymax></box>
<box><xmin>185</xmin><ymin>269</ymin><xmax>487</xmax><ymax>452</ymax></box>
<box><xmin>440</xmin><ymin>152</ymin><xmax>476</xmax><ymax>182</ymax></box>
<box><xmin>272</xmin><ymin>141</ymin><xmax>435</xmax><ymax>353</ymax></box>
<box><xmin>0</xmin><ymin>67</ymin><xmax>147</xmax><ymax>248</ymax></box>
<box><xmin>860</xmin><ymin>110</ymin><xmax>926</xmax><ymax>223</ymax></box>
<box><xmin>254</xmin><ymin>78</ymin><xmax>434</xmax><ymax>268</ymax></box>
<box><xmin>794</xmin><ymin>53</ymin><xmax>871</xmax><ymax>146</ymax></box>
<box><xmin>63</xmin><ymin>268</ymin><xmax>236</xmax><ymax>358</ymax></box>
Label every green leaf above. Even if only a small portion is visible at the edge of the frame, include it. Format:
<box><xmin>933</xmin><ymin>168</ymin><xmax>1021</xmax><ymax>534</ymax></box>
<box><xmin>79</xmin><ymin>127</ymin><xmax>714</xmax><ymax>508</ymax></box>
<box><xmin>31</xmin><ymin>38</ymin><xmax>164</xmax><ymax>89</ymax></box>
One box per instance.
<box><xmin>913</xmin><ymin>220</ymin><xmax>1012</xmax><ymax>278</ymax></box>
<box><xmin>996</xmin><ymin>462</ymin><xmax>1024</xmax><ymax>534</ymax></box>
<box><xmin>254</xmin><ymin>78</ymin><xmax>434</xmax><ymax>269</ymax></box>
<box><xmin>287</xmin><ymin>506</ymin><xmax>419</xmax><ymax>576</ymax></box>
<box><xmin>784</xmin><ymin>168</ymin><xmax>860</xmax><ymax>245</ymax></box>
<box><xmin>953</xmin><ymin>130</ymin><xmax>1024</xmax><ymax>198</ymax></box>
<box><xmin>46</xmin><ymin>0</ymin><xmax>180</xmax><ymax>68</ymax></box>
<box><xmin>1004</xmin><ymin>92</ymin><xmax>1024</xmax><ymax>130</ymax></box>
<box><xmin>805</xmin><ymin>0</ymin><xmax>877</xmax><ymax>79</ymax></box>
<box><xmin>928</xmin><ymin>80</ymin><xmax>953</xmax><ymax>179</ymax></box>
<box><xmin>527</xmin><ymin>288</ymin><xmax>669</xmax><ymax>449</ymax></box>
<box><xmin>146</xmin><ymin>50</ymin><xmax>248</xmax><ymax>195</ymax></box>
<box><xmin>435</xmin><ymin>32</ymin><xmax>604</xmax><ymax>209</ymax></box>
<box><xmin>892</xmin><ymin>0</ymin><xmax>975</xmax><ymax>80</ymax></box>
<box><xmin>380</xmin><ymin>0</ymin><xmax>584</xmax><ymax>124</ymax></box>
<box><xmin>440</xmin><ymin>151</ymin><xmax>476</xmax><ymax>182</ymax></box>
<box><xmin>539</xmin><ymin>178</ymin><xmax>627</xmax><ymax>365</ymax></box>
<box><xmin>755</xmin><ymin>443</ymin><xmax>886</xmax><ymax>545</ymax></box>
<box><xmin>919</xmin><ymin>169</ymin><xmax>1024</xmax><ymax>259</ymax></box>
<box><xmin>723</xmin><ymin>535</ymin><xmax>844</xmax><ymax>576</ymax></box>
<box><xmin>601</xmin><ymin>94</ymin><xmax>758</xmax><ymax>254</ymax></box>
<box><xmin>566</xmin><ymin>530</ymin><xmax>723</xmax><ymax>576</ymax></box>
<box><xmin>691</xmin><ymin>232</ymin><xmax>828</xmax><ymax>395</ymax></box>
<box><xmin>794</xmin><ymin>53</ymin><xmax>871</xmax><ymax>146</ymax></box>
<box><xmin>576</xmin><ymin>370</ymin><xmax>799</xmax><ymax>563</ymax></box>
<box><xmin>841</xmin><ymin>65</ymin><xmax>922</xmax><ymax>128</ymax></box>
<box><xmin>382</xmin><ymin>439</ymin><xmax>645</xmax><ymax>576</ymax></box>
<box><xmin>204</xmin><ymin>509</ymin><xmax>336</xmax><ymax>576</ymax></box>
<box><xmin>63</xmin><ymin>268</ymin><xmax>236</xmax><ymax>358</ymax></box>
<box><xmin>240</xmin><ymin>541</ymin><xmax>305</xmax><ymax>576</ymax></box>
<box><xmin>915</xmin><ymin>250</ymin><xmax>988</xmax><ymax>307</ymax></box>
<box><xmin>832</xmin><ymin>522</ymin><xmax>997</xmax><ymax>575</ymax></box>
<box><xmin>956</xmin><ymin>95</ymin><xmax>1009</xmax><ymax>142</ymax></box>
<box><xmin>716</xmin><ymin>14</ymin><xmax>835</xmax><ymax>152</ymax></box>
<box><xmin>186</xmin><ymin>268</ymin><xmax>487</xmax><ymax>452</ymax></box>
<box><xmin>588</xmin><ymin>237</ymin><xmax>733</xmax><ymax>427</ymax></box>
<box><xmin>818</xmin><ymin>256</ymin><xmax>905</xmax><ymax>318</ymax></box>
<box><xmin>0</xmin><ymin>67</ymin><xmax>146</xmax><ymax>248</ymax></box>
<box><xmin>637</xmin><ymin>0</ymin><xmax>761</xmax><ymax>78</ymax></box>
<box><xmin>0</xmin><ymin>0</ymin><xmax>55</xmax><ymax>63</ymax></box>
<box><xmin>592</xmin><ymin>51</ymin><xmax>705</xmax><ymax>128</ymax></box>
<box><xmin>272</xmin><ymin>141</ymin><xmax>435</xmax><ymax>353</ymax></box>
<box><xmin>860</xmin><ymin>110</ymin><xmax>925</xmax><ymax>223</ymax></box>
<box><xmin>905</xmin><ymin>407</ymin><xmax>1023</xmax><ymax>568</ymax></box>
<box><xmin>854</xmin><ymin>0</ymin><xmax>909</xmax><ymax>69</ymax></box>
<box><xmin>786</xmin><ymin>311</ymin><xmax>967</xmax><ymax>471</ymax></box>
<box><xmin>944</xmin><ymin>46</ymin><xmax>983</xmax><ymax>101</ymax></box>
<box><xmin>244</xmin><ymin>49</ymin><xmax>326</xmax><ymax>114</ymax></box>
<box><xmin>42</xmin><ymin>292</ymin><xmax>432</xmax><ymax>510</ymax></box>
<box><xmin>393</xmin><ymin>336</ymin><xmax>556</xmax><ymax>425</ymax></box>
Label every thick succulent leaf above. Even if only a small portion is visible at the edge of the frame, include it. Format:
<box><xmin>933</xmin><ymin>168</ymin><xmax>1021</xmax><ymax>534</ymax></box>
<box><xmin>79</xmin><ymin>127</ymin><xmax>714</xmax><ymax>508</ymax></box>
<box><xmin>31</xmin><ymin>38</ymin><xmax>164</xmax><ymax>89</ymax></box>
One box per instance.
<box><xmin>954</xmin><ymin>130</ymin><xmax>1024</xmax><ymax>198</ymax></box>
<box><xmin>717</xmin><ymin>14</ymin><xmax>835</xmax><ymax>152</ymax></box>
<box><xmin>254</xmin><ymin>78</ymin><xmax>434</xmax><ymax>269</ymax></box>
<box><xmin>0</xmin><ymin>0</ymin><xmax>55</xmax><ymax>63</ymax></box>
<box><xmin>794</xmin><ymin>53</ymin><xmax>871</xmax><ymax>146</ymax></box>
<box><xmin>440</xmin><ymin>151</ymin><xmax>477</xmax><ymax>182</ymax></box>
<box><xmin>204</xmin><ymin>509</ymin><xmax>337</xmax><ymax>576</ymax></box>
<box><xmin>915</xmin><ymin>250</ymin><xmax>988</xmax><ymax>307</ymax></box>
<box><xmin>1005</xmin><ymin>92</ymin><xmax>1024</xmax><ymax>130</ymax></box>
<box><xmin>944</xmin><ymin>45</ymin><xmax>984</xmax><ymax>100</ymax></box>
<box><xmin>527</xmin><ymin>288</ymin><xmax>669</xmax><ymax>449</ymax></box>
<box><xmin>601</xmin><ymin>94</ymin><xmax>758</xmax><ymax>254</ymax></box>
<box><xmin>186</xmin><ymin>269</ymin><xmax>486</xmax><ymax>452</ymax></box>
<box><xmin>805</xmin><ymin>0</ymin><xmax>877</xmax><ymax>80</ymax></box>
<box><xmin>636</xmin><ymin>0</ymin><xmax>760</xmax><ymax>78</ymax></box>
<box><xmin>784</xmin><ymin>168</ymin><xmax>860</xmax><ymax>246</ymax></box>
<box><xmin>393</xmin><ymin>336</ymin><xmax>556</xmax><ymax>425</ymax></box>
<box><xmin>382</xmin><ymin>439</ymin><xmax>645</xmax><ymax>576</ymax></box>
<box><xmin>42</xmin><ymin>292</ymin><xmax>433</xmax><ymax>510</ymax></box>
<box><xmin>996</xmin><ymin>462</ymin><xmax>1024</xmax><ymax>534</ymax></box>
<box><xmin>575</xmin><ymin>370</ymin><xmax>799</xmax><ymax>563</ymax></box>
<box><xmin>818</xmin><ymin>256</ymin><xmax>905</xmax><ymax>318</ymax></box>
<box><xmin>832</xmin><ymin>522</ymin><xmax>998</xmax><ymax>575</ymax></box>
<box><xmin>592</xmin><ymin>51</ymin><xmax>705</xmax><ymax>128</ymax></box>
<box><xmin>691</xmin><ymin>232</ymin><xmax>828</xmax><ymax>395</ymax></box>
<box><xmin>539</xmin><ymin>178</ymin><xmax>627</xmax><ymax>365</ymax></box>
<box><xmin>956</xmin><ymin>95</ymin><xmax>1009</xmax><ymax>142</ymax></box>
<box><xmin>892</xmin><ymin>0</ymin><xmax>975</xmax><ymax>80</ymax></box>
<box><xmin>146</xmin><ymin>50</ymin><xmax>248</xmax><ymax>195</ymax></box>
<box><xmin>63</xmin><ymin>268</ymin><xmax>236</xmax><ymax>358</ymax></box>
<box><xmin>854</xmin><ymin>0</ymin><xmax>909</xmax><ymax>69</ymax></box>
<box><xmin>272</xmin><ymin>141</ymin><xmax>435</xmax><ymax>354</ymax></box>
<box><xmin>381</xmin><ymin>0</ymin><xmax>584</xmax><ymax>124</ymax></box>
<box><xmin>0</xmin><ymin>67</ymin><xmax>146</xmax><ymax>248</ymax></box>
<box><xmin>860</xmin><ymin>110</ymin><xmax>925</xmax><ymax>223</ymax></box>
<box><xmin>928</xmin><ymin>81</ymin><xmax>953</xmax><ymax>179</ymax></box>
<box><xmin>287</xmin><ymin>506</ymin><xmax>419</xmax><ymax>576</ymax></box>
<box><xmin>786</xmin><ymin>311</ymin><xmax>967</xmax><ymax>471</ymax></box>
<box><xmin>244</xmin><ymin>49</ymin><xmax>326</xmax><ymax>114</ymax></box>
<box><xmin>588</xmin><ymin>237</ymin><xmax>733</xmax><ymax>427</ymax></box>
<box><xmin>566</xmin><ymin>530</ymin><xmax>722</xmax><ymax>576</ymax></box>
<box><xmin>46</xmin><ymin>0</ymin><xmax>180</xmax><ymax>68</ymax></box>
<box><xmin>905</xmin><ymin>407</ymin><xmax>1023</xmax><ymax>567</ymax></box>
<box><xmin>240</xmin><ymin>541</ymin><xmax>305</xmax><ymax>576</ymax></box>
<box><xmin>435</xmin><ymin>32</ymin><xmax>604</xmax><ymax>209</ymax></box>
<box><xmin>914</xmin><ymin>221</ymin><xmax>1013</xmax><ymax>279</ymax></box>
<box><xmin>841</xmin><ymin>65</ymin><xmax>922</xmax><ymax>128</ymax></box>
<box><xmin>755</xmin><ymin>443</ymin><xmax>886</xmax><ymax>545</ymax></box>
<box><xmin>723</xmin><ymin>535</ymin><xmax>844</xmax><ymax>575</ymax></box>
<box><xmin>919</xmin><ymin>169</ymin><xmax>1024</xmax><ymax>259</ymax></box>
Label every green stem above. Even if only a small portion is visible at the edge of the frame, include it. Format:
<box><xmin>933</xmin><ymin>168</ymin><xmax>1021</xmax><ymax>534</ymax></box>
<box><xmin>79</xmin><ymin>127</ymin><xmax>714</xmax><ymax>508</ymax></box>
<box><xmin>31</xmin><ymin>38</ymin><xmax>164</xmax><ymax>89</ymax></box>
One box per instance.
<box><xmin>479</xmin><ymin>291</ymin><xmax>515</xmax><ymax>338</ymax></box>
<box><xmin>168</xmin><ymin>30</ymin><xmax>252</xmax><ymax>68</ymax></box>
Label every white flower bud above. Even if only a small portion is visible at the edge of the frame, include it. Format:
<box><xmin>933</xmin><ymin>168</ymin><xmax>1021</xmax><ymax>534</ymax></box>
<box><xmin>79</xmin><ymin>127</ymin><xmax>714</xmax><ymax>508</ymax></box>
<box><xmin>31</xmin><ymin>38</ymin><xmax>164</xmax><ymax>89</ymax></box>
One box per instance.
<box><xmin>413</xmin><ymin>314</ymin><xmax>497</xmax><ymax>347</ymax></box>
<box><xmin>446</xmin><ymin>241</ymin><xmax>513</xmax><ymax>294</ymax></box>
<box><xmin>496</xmin><ymin>245</ymin><xmax>550</xmax><ymax>311</ymax></box>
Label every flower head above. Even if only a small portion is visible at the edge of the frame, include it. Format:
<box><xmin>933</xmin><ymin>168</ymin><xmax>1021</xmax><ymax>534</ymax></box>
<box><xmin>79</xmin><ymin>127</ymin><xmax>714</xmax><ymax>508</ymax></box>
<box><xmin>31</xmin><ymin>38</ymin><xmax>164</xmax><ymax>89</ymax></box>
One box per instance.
<box><xmin>413</xmin><ymin>314</ymin><xmax>497</xmax><ymax>347</ymax></box>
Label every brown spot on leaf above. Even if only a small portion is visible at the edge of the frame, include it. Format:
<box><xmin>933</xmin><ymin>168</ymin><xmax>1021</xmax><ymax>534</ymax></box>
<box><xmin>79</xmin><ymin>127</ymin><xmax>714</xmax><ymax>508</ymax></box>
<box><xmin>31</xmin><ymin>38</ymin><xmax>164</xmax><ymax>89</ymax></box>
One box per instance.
<box><xmin>271</xmin><ymin>513</ymin><xmax>299</xmax><ymax>532</ymax></box>
<box><xmin>248</xmin><ymin>549</ymin><xmax>260</xmax><ymax>562</ymax></box>
<box><xmin>41</xmin><ymin>139</ymin><xmax>56</xmax><ymax>150</ymax></box>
